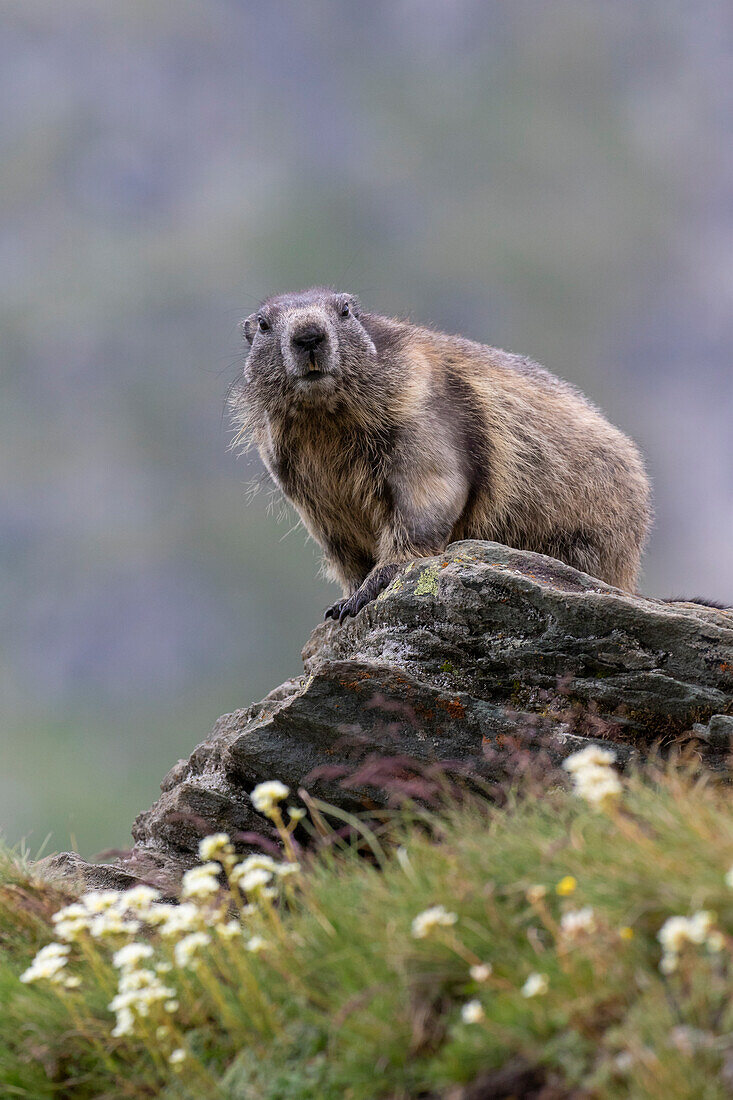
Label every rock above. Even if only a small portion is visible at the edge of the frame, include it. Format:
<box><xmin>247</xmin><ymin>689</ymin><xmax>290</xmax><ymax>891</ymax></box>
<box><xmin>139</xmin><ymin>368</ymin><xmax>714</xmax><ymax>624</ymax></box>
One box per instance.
<box><xmin>42</xmin><ymin>541</ymin><xmax>733</xmax><ymax>892</ymax></box>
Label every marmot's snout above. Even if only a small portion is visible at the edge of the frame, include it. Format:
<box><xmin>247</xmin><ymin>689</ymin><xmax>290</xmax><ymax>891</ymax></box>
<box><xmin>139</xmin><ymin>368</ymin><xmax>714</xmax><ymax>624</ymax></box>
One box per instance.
<box><xmin>284</xmin><ymin>311</ymin><xmax>334</xmax><ymax>379</ymax></box>
<box><xmin>290</xmin><ymin>322</ymin><xmax>328</xmax><ymax>375</ymax></box>
<box><xmin>291</xmin><ymin>324</ymin><xmax>326</xmax><ymax>352</ymax></box>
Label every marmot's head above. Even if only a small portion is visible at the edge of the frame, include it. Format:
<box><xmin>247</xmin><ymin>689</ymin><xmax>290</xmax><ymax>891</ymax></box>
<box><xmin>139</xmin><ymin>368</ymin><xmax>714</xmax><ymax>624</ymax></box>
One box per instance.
<box><xmin>241</xmin><ymin>287</ymin><xmax>378</xmax><ymax>411</ymax></box>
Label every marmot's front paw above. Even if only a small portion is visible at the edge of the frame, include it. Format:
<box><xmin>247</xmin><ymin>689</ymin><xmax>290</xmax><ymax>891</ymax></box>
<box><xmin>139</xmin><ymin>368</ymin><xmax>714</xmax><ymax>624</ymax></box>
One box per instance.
<box><xmin>326</xmin><ymin>564</ymin><xmax>400</xmax><ymax>624</ymax></box>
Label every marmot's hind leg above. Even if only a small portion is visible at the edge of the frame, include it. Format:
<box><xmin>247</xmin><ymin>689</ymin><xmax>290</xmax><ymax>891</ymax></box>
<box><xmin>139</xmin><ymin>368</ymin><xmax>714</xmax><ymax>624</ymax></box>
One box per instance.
<box><xmin>544</xmin><ymin>530</ymin><xmax>616</xmax><ymax>586</ymax></box>
<box><xmin>545</xmin><ymin>529</ymin><xmax>640</xmax><ymax>591</ymax></box>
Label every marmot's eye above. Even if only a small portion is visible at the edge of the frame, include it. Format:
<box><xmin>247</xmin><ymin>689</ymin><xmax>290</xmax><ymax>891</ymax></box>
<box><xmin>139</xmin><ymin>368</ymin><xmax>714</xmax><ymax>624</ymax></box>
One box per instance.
<box><xmin>340</xmin><ymin>303</ymin><xmax>350</xmax><ymax>317</ymax></box>
<box><xmin>258</xmin><ymin>317</ymin><xmax>269</xmax><ymax>332</ymax></box>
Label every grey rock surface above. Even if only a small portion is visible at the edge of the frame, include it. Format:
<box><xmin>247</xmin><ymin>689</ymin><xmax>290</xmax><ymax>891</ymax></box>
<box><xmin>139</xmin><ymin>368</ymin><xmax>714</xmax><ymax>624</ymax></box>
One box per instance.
<box><xmin>42</xmin><ymin>541</ymin><xmax>733</xmax><ymax>892</ymax></box>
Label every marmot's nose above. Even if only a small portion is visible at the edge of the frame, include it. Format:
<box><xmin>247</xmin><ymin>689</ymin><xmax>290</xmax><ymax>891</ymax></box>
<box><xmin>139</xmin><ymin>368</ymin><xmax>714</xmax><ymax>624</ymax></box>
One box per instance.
<box><xmin>292</xmin><ymin>326</ymin><xmax>326</xmax><ymax>351</ymax></box>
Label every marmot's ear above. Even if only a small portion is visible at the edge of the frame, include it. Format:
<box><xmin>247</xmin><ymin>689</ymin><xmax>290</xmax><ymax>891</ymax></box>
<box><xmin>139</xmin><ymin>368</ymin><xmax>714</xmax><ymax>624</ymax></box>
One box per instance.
<box><xmin>242</xmin><ymin>315</ymin><xmax>256</xmax><ymax>344</ymax></box>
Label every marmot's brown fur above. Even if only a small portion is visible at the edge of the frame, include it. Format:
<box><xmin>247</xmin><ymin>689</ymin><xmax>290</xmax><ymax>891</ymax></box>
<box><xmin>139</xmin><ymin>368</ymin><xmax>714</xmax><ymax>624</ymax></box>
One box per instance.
<box><xmin>230</xmin><ymin>288</ymin><xmax>652</xmax><ymax>621</ymax></box>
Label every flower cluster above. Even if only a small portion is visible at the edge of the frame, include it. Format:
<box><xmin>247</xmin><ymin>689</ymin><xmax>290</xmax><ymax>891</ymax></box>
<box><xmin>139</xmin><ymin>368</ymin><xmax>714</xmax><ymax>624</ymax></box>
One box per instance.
<box><xmin>19</xmin><ymin>818</ymin><xmax>302</xmax><ymax>1053</ymax></box>
<box><xmin>51</xmin><ymin>888</ymin><xmax>152</xmax><ymax>942</ymax></box>
<box><xmin>198</xmin><ymin>833</ymin><xmax>235</xmax><ymax>863</ymax></box>
<box><xmin>461</xmin><ymin>999</ymin><xmax>484</xmax><ymax>1023</ymax></box>
<box><xmin>20</xmin><ymin>942</ymin><xmax>71</xmax><ymax>986</ymax></box>
<box><xmin>560</xmin><ymin>906</ymin><xmax>596</xmax><ymax>939</ymax></box>
<box><xmin>181</xmin><ymin>862</ymin><xmax>222</xmax><ymax>899</ymax></box>
<box><xmin>250</xmin><ymin>780</ymin><xmax>290</xmax><ymax>818</ymax></box>
<box><xmin>110</xmin><ymin>943</ymin><xmax>177</xmax><ymax>1038</ymax></box>
<box><xmin>411</xmin><ymin>905</ymin><xmax>458</xmax><ymax>939</ymax></box>
<box><xmin>174</xmin><ymin>931</ymin><xmax>212</xmax><ymax>969</ymax></box>
<box><xmin>521</xmin><ymin>972</ymin><xmax>549</xmax><ymax>998</ymax></box>
<box><xmin>563</xmin><ymin>745</ymin><xmax>622</xmax><ymax>811</ymax></box>
<box><xmin>657</xmin><ymin>911</ymin><xmax>724</xmax><ymax>973</ymax></box>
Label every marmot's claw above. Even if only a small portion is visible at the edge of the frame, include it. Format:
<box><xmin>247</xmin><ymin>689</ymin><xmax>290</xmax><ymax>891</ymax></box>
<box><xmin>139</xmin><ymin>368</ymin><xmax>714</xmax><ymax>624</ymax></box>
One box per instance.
<box><xmin>324</xmin><ymin>598</ymin><xmax>347</xmax><ymax>621</ymax></box>
<box><xmin>337</xmin><ymin>591</ymin><xmax>370</xmax><ymax>623</ymax></box>
<box><xmin>338</xmin><ymin>599</ymin><xmax>356</xmax><ymax>623</ymax></box>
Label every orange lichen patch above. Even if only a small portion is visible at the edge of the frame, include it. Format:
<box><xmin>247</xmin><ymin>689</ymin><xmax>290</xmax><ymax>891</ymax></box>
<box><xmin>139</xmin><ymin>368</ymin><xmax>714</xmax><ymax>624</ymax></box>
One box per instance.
<box><xmin>391</xmin><ymin>675</ymin><xmax>412</xmax><ymax>688</ymax></box>
<box><xmin>338</xmin><ymin>670</ymin><xmax>373</xmax><ymax>692</ymax></box>
<box><xmin>414</xmin><ymin>705</ymin><xmax>435</xmax><ymax>723</ymax></box>
<box><xmin>720</xmin><ymin>662</ymin><xmax>731</xmax><ymax>674</ymax></box>
<box><xmin>437</xmin><ymin>697</ymin><xmax>466</xmax><ymax>721</ymax></box>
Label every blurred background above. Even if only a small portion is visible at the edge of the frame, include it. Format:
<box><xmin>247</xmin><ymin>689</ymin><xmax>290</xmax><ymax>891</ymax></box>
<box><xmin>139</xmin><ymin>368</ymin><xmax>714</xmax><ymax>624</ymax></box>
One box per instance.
<box><xmin>2</xmin><ymin>0</ymin><xmax>732</xmax><ymax>857</ymax></box>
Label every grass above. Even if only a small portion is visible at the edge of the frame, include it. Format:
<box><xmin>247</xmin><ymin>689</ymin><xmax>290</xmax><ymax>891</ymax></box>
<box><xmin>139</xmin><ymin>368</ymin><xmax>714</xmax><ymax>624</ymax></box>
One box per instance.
<box><xmin>1</xmin><ymin>761</ymin><xmax>732</xmax><ymax>1099</ymax></box>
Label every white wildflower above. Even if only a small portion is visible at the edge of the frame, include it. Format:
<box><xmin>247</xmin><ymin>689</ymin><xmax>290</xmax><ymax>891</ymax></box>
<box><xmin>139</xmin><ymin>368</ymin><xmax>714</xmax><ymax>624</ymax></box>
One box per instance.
<box><xmin>88</xmin><ymin>911</ymin><xmax>140</xmax><ymax>938</ymax></box>
<box><xmin>288</xmin><ymin>806</ymin><xmax>306</xmax><ymax>822</ymax></box>
<box><xmin>52</xmin><ymin>918</ymin><xmax>89</xmax><ymax>942</ymax></box>
<box><xmin>563</xmin><ymin>746</ymin><xmax>617</xmax><ymax>773</ymax></box>
<box><xmin>250</xmin><ymin>780</ymin><xmax>290</xmax><ymax>817</ymax></box>
<box><xmin>169</xmin><ymin>1048</ymin><xmax>187</xmax><ymax>1067</ymax></box>
<box><xmin>164</xmin><ymin>999</ymin><xmax>179</xmax><ymax>1013</ymax></box>
<box><xmin>562</xmin><ymin>746</ymin><xmax>622</xmax><ymax>811</ymax></box>
<box><xmin>52</xmin><ymin>903</ymin><xmax>88</xmax><ymax>924</ymax></box>
<box><xmin>659</xmin><ymin>953</ymin><xmax>678</xmax><ymax>974</ymax></box>
<box><xmin>139</xmin><ymin>902</ymin><xmax>175</xmax><ymax>926</ymax></box>
<box><xmin>411</xmin><ymin>905</ymin><xmax>458</xmax><ymax>939</ymax></box>
<box><xmin>20</xmin><ymin>942</ymin><xmax>71</xmax><ymax>985</ymax></box>
<box><xmin>119</xmin><ymin>885</ymin><xmax>161</xmax><ymax>912</ymax></box>
<box><xmin>181</xmin><ymin>862</ymin><xmax>221</xmax><ymax>899</ymax></box>
<box><xmin>198</xmin><ymin>833</ymin><xmax>234</xmax><ymax>862</ymax></box>
<box><xmin>217</xmin><ymin>919</ymin><xmax>243</xmax><ymax>939</ymax></box>
<box><xmin>246</xmin><ymin>935</ymin><xmax>268</xmax><ymax>954</ymax></box>
<box><xmin>230</xmin><ymin>855</ymin><xmax>277</xmax><ymax>882</ymax></box>
<box><xmin>174</xmin><ymin>931</ymin><xmax>211</xmax><ymax>969</ymax></box>
<box><xmin>118</xmin><ymin>968</ymin><xmax>158</xmax><ymax>993</ymax></box>
<box><xmin>51</xmin><ymin>904</ymin><xmax>92</xmax><ymax>942</ymax></box>
<box><xmin>155</xmin><ymin>903</ymin><xmax>202</xmax><ymax>938</ymax></box>
<box><xmin>236</xmin><ymin>868</ymin><xmax>273</xmax><ymax>894</ymax></box>
<box><xmin>725</xmin><ymin>866</ymin><xmax>733</xmax><ymax>889</ymax></box>
<box><xmin>658</xmin><ymin>911</ymin><xmax>719</xmax><ymax>972</ymax></box>
<box><xmin>521</xmin><ymin>972</ymin><xmax>549</xmax><ymax>998</ymax></box>
<box><xmin>108</xmin><ymin>966</ymin><xmax>176</xmax><ymax>1037</ymax></box>
<box><xmin>560</xmin><ymin>907</ymin><xmax>596</xmax><ymax>938</ymax></box>
<box><xmin>275</xmin><ymin>861</ymin><xmax>301</xmax><ymax>877</ymax></box>
<box><xmin>469</xmin><ymin>963</ymin><xmax>493</xmax><ymax>982</ymax></box>
<box><xmin>658</xmin><ymin>916</ymin><xmax>692</xmax><ymax>954</ymax></box>
<box><xmin>687</xmin><ymin>911</ymin><xmax>714</xmax><ymax>944</ymax></box>
<box><xmin>111</xmin><ymin>1006</ymin><xmax>135</xmax><ymax>1037</ymax></box>
<box><xmin>572</xmin><ymin>765</ymin><xmax>622</xmax><ymax>809</ymax></box>
<box><xmin>29</xmin><ymin>941</ymin><xmax>68</xmax><ymax>959</ymax></box>
<box><xmin>64</xmin><ymin>975</ymin><xmax>82</xmax><ymax>990</ymax></box>
<box><xmin>461</xmin><ymin>999</ymin><xmax>485</xmax><ymax>1023</ymax></box>
<box><xmin>658</xmin><ymin>913</ymin><xmax>713</xmax><ymax>952</ymax></box>
<box><xmin>80</xmin><ymin>890</ymin><xmax>123</xmax><ymax>914</ymax></box>
<box><xmin>113</xmin><ymin>943</ymin><xmax>154</xmax><ymax>970</ymax></box>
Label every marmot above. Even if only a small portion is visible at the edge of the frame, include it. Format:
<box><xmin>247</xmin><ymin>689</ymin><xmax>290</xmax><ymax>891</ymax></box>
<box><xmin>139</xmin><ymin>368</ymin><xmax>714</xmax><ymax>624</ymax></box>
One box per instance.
<box><xmin>230</xmin><ymin>288</ymin><xmax>652</xmax><ymax>622</ymax></box>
